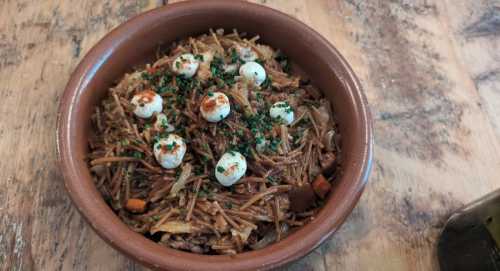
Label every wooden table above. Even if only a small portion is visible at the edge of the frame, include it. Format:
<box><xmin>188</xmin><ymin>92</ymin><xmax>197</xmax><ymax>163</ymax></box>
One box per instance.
<box><xmin>1</xmin><ymin>0</ymin><xmax>499</xmax><ymax>270</ymax></box>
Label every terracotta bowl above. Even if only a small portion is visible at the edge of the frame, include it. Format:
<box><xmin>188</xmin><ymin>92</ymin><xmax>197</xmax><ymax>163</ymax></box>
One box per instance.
<box><xmin>56</xmin><ymin>1</ymin><xmax>373</xmax><ymax>270</ymax></box>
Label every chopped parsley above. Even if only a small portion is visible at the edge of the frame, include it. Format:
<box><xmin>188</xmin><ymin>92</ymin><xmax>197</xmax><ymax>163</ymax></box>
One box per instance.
<box><xmin>132</xmin><ymin>151</ymin><xmax>144</xmax><ymax>159</ymax></box>
<box><xmin>132</xmin><ymin>139</ymin><xmax>142</xmax><ymax>145</ymax></box>
<box><xmin>261</xmin><ymin>76</ymin><xmax>272</xmax><ymax>89</ymax></box>
<box><xmin>210</xmin><ymin>57</ymin><xmax>237</xmax><ymax>86</ymax></box>
<box><xmin>200</xmin><ymin>155</ymin><xmax>209</xmax><ymax>164</ymax></box>
<box><xmin>202</xmin><ymin>143</ymin><xmax>210</xmax><ymax>151</ymax></box>
<box><xmin>175</xmin><ymin>167</ymin><xmax>182</xmax><ymax>178</ymax></box>
<box><xmin>198</xmin><ymin>190</ymin><xmax>208</xmax><ymax>198</ymax></box>
<box><xmin>194</xmin><ymin>54</ymin><xmax>204</xmax><ymax>61</ymax></box>
<box><xmin>229</xmin><ymin>141</ymin><xmax>252</xmax><ymax>157</ymax></box>
<box><xmin>198</xmin><ymin>185</ymin><xmax>213</xmax><ymax>198</ymax></box>
<box><xmin>292</xmin><ymin>131</ymin><xmax>302</xmax><ymax>145</ymax></box>
<box><xmin>165</xmin><ymin>141</ymin><xmax>177</xmax><ymax>151</ymax></box>
<box><xmin>207</xmin><ymin>91</ymin><xmax>214</xmax><ymax>97</ymax></box>
<box><xmin>275</xmin><ymin>51</ymin><xmax>291</xmax><ymax>73</ymax></box>
<box><xmin>269</xmin><ymin>138</ymin><xmax>282</xmax><ymax>152</ymax></box>
<box><xmin>230</xmin><ymin>48</ymin><xmax>239</xmax><ymax>64</ymax></box>
<box><xmin>255</xmin><ymin>91</ymin><xmax>263</xmax><ymax>101</ymax></box>
<box><xmin>273</xmin><ymin>101</ymin><xmax>290</xmax><ymax>108</ymax></box>
<box><xmin>157</xmin><ymin>85</ymin><xmax>176</xmax><ymax>94</ymax></box>
<box><xmin>161</xmin><ymin>119</ymin><xmax>169</xmax><ymax>129</ymax></box>
<box><xmin>211</xmin><ymin>57</ymin><xmax>225</xmax><ymax>77</ymax></box>
<box><xmin>217</xmin><ymin>166</ymin><xmax>225</xmax><ymax>173</ymax></box>
<box><xmin>175</xmin><ymin>75</ymin><xmax>199</xmax><ymax>93</ymax></box>
<box><xmin>267</xmin><ymin>175</ymin><xmax>278</xmax><ymax>185</ymax></box>
<box><xmin>244</xmin><ymin>111</ymin><xmax>274</xmax><ymax>135</ymax></box>
<box><xmin>141</xmin><ymin>68</ymin><xmax>175</xmax><ymax>95</ymax></box>
<box><xmin>176</xmin><ymin>93</ymin><xmax>186</xmax><ymax>106</ymax></box>
<box><xmin>194</xmin><ymin>165</ymin><xmax>204</xmax><ymax>176</ymax></box>
<box><xmin>141</xmin><ymin>71</ymin><xmax>153</xmax><ymax>81</ymax></box>
<box><xmin>271</xmin><ymin>115</ymin><xmax>285</xmax><ymax>125</ymax></box>
<box><xmin>222</xmin><ymin>129</ymin><xmax>232</xmax><ymax>137</ymax></box>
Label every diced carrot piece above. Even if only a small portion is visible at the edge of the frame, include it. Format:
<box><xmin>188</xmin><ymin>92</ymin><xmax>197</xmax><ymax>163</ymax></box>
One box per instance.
<box><xmin>312</xmin><ymin>174</ymin><xmax>331</xmax><ymax>199</ymax></box>
<box><xmin>125</xmin><ymin>198</ymin><xmax>146</xmax><ymax>213</ymax></box>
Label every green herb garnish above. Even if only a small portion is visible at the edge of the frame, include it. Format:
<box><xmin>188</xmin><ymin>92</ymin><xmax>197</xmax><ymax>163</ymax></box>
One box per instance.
<box><xmin>175</xmin><ymin>75</ymin><xmax>199</xmax><ymax>93</ymax></box>
<box><xmin>261</xmin><ymin>76</ymin><xmax>272</xmax><ymax>89</ymax></box>
<box><xmin>267</xmin><ymin>175</ymin><xmax>278</xmax><ymax>185</ymax></box>
<box><xmin>198</xmin><ymin>190</ymin><xmax>208</xmax><ymax>198</ymax></box>
<box><xmin>132</xmin><ymin>151</ymin><xmax>144</xmax><ymax>159</ymax></box>
<box><xmin>275</xmin><ymin>51</ymin><xmax>291</xmax><ymax>73</ymax></box>
<box><xmin>141</xmin><ymin>71</ymin><xmax>152</xmax><ymax>81</ymax></box>
<box><xmin>194</xmin><ymin>165</ymin><xmax>204</xmax><ymax>176</ymax></box>
<box><xmin>210</xmin><ymin>57</ymin><xmax>237</xmax><ymax>86</ymax></box>
<box><xmin>166</xmin><ymin>141</ymin><xmax>177</xmax><ymax>151</ymax></box>
<box><xmin>157</xmin><ymin>85</ymin><xmax>176</xmax><ymax>94</ymax></box>
<box><xmin>161</xmin><ymin>119</ymin><xmax>169</xmax><ymax>129</ymax></box>
<box><xmin>200</xmin><ymin>155</ymin><xmax>209</xmax><ymax>164</ymax></box>
<box><xmin>230</xmin><ymin>48</ymin><xmax>239</xmax><ymax>64</ymax></box>
<box><xmin>269</xmin><ymin>138</ymin><xmax>282</xmax><ymax>152</ymax></box>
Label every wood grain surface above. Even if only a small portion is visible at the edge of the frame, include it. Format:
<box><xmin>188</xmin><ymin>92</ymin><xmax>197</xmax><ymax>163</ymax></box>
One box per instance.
<box><xmin>0</xmin><ymin>0</ymin><xmax>499</xmax><ymax>270</ymax></box>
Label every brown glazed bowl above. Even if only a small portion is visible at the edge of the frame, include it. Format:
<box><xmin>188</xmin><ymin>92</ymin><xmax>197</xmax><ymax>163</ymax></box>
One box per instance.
<box><xmin>57</xmin><ymin>1</ymin><xmax>373</xmax><ymax>270</ymax></box>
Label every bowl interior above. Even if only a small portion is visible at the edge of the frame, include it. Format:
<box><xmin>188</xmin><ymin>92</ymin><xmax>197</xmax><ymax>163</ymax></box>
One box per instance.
<box><xmin>59</xmin><ymin>2</ymin><xmax>372</xmax><ymax>271</ymax></box>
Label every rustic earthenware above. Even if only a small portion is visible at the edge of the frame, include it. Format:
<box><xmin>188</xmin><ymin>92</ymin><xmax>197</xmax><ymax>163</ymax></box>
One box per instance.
<box><xmin>57</xmin><ymin>1</ymin><xmax>373</xmax><ymax>270</ymax></box>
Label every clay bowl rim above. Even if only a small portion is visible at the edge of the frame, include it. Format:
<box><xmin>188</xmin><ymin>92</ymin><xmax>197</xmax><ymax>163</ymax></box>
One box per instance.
<box><xmin>56</xmin><ymin>1</ymin><xmax>373</xmax><ymax>270</ymax></box>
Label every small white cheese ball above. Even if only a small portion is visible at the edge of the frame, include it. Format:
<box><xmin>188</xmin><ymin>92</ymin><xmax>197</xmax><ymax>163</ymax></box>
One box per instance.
<box><xmin>172</xmin><ymin>53</ymin><xmax>199</xmax><ymax>78</ymax></box>
<box><xmin>131</xmin><ymin>90</ymin><xmax>163</xmax><ymax>119</ymax></box>
<box><xmin>153</xmin><ymin>134</ymin><xmax>186</xmax><ymax>169</ymax></box>
<box><xmin>200</xmin><ymin>92</ymin><xmax>230</xmax><ymax>122</ymax></box>
<box><xmin>215</xmin><ymin>151</ymin><xmax>247</xmax><ymax>186</ymax></box>
<box><xmin>269</xmin><ymin>101</ymin><xmax>294</xmax><ymax>125</ymax></box>
<box><xmin>239</xmin><ymin>61</ymin><xmax>266</xmax><ymax>86</ymax></box>
<box><xmin>154</xmin><ymin>113</ymin><xmax>175</xmax><ymax>132</ymax></box>
<box><xmin>237</xmin><ymin>46</ymin><xmax>258</xmax><ymax>62</ymax></box>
